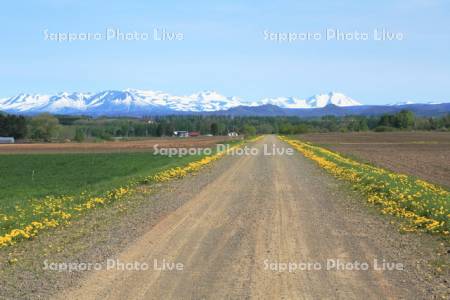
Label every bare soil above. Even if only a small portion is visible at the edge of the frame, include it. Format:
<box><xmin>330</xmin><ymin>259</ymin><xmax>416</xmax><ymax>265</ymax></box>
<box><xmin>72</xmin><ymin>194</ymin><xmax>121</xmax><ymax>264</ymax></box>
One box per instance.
<box><xmin>299</xmin><ymin>132</ymin><xmax>450</xmax><ymax>188</ymax></box>
<box><xmin>0</xmin><ymin>136</ymin><xmax>239</xmax><ymax>154</ymax></box>
<box><xmin>299</xmin><ymin>131</ymin><xmax>450</xmax><ymax>144</ymax></box>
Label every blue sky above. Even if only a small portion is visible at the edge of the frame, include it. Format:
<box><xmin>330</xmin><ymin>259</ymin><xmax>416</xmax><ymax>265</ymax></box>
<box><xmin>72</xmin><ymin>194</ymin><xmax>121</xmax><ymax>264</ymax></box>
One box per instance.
<box><xmin>0</xmin><ymin>0</ymin><xmax>449</xmax><ymax>104</ymax></box>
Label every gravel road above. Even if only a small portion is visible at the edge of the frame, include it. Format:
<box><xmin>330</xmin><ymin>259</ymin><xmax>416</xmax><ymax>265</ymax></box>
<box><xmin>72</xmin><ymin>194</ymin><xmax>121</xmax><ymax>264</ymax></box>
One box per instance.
<box><xmin>57</xmin><ymin>135</ymin><xmax>448</xmax><ymax>299</ymax></box>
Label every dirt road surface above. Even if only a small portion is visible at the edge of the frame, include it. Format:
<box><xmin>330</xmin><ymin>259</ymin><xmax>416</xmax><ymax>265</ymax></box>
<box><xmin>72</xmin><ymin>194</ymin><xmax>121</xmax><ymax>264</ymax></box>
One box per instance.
<box><xmin>57</xmin><ymin>135</ymin><xmax>445</xmax><ymax>299</ymax></box>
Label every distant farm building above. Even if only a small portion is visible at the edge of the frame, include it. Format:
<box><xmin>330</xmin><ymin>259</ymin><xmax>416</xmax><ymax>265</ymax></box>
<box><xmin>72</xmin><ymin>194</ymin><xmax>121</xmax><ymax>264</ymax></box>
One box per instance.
<box><xmin>173</xmin><ymin>131</ymin><xmax>189</xmax><ymax>138</ymax></box>
<box><xmin>228</xmin><ymin>132</ymin><xmax>239</xmax><ymax>137</ymax></box>
<box><xmin>0</xmin><ymin>137</ymin><xmax>15</xmax><ymax>144</ymax></box>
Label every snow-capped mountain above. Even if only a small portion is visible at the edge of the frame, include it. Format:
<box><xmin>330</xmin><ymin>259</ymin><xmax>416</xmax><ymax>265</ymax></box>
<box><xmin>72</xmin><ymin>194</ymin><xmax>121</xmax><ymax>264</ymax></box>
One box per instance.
<box><xmin>253</xmin><ymin>92</ymin><xmax>361</xmax><ymax>109</ymax></box>
<box><xmin>306</xmin><ymin>92</ymin><xmax>362</xmax><ymax>107</ymax></box>
<box><xmin>0</xmin><ymin>92</ymin><xmax>91</xmax><ymax>114</ymax></box>
<box><xmin>388</xmin><ymin>100</ymin><xmax>444</xmax><ymax>106</ymax></box>
<box><xmin>0</xmin><ymin>90</ymin><xmax>363</xmax><ymax>116</ymax></box>
<box><xmin>1</xmin><ymin>89</ymin><xmax>448</xmax><ymax>117</ymax></box>
<box><xmin>129</xmin><ymin>89</ymin><xmax>244</xmax><ymax>112</ymax></box>
<box><xmin>388</xmin><ymin>101</ymin><xmax>416</xmax><ymax>106</ymax></box>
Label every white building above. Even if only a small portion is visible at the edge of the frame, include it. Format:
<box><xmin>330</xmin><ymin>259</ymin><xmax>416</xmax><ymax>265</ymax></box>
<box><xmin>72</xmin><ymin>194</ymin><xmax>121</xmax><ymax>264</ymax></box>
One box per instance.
<box><xmin>173</xmin><ymin>131</ymin><xmax>189</xmax><ymax>138</ymax></box>
<box><xmin>228</xmin><ymin>132</ymin><xmax>239</xmax><ymax>137</ymax></box>
<box><xmin>0</xmin><ymin>137</ymin><xmax>15</xmax><ymax>144</ymax></box>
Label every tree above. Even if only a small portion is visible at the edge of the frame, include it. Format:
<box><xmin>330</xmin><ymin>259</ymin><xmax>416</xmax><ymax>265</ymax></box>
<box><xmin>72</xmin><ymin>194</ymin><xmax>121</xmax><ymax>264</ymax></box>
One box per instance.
<box><xmin>242</xmin><ymin>124</ymin><xmax>256</xmax><ymax>136</ymax></box>
<box><xmin>257</xmin><ymin>123</ymin><xmax>274</xmax><ymax>134</ymax></box>
<box><xmin>395</xmin><ymin>110</ymin><xmax>415</xmax><ymax>129</ymax></box>
<box><xmin>294</xmin><ymin>124</ymin><xmax>308</xmax><ymax>134</ymax></box>
<box><xmin>156</xmin><ymin>123</ymin><xmax>164</xmax><ymax>137</ymax></box>
<box><xmin>279</xmin><ymin>123</ymin><xmax>294</xmax><ymax>134</ymax></box>
<box><xmin>29</xmin><ymin>113</ymin><xmax>60</xmax><ymax>141</ymax></box>
<box><xmin>358</xmin><ymin>118</ymin><xmax>369</xmax><ymax>131</ymax></box>
<box><xmin>379</xmin><ymin>114</ymin><xmax>395</xmax><ymax>127</ymax></box>
<box><xmin>210</xmin><ymin>123</ymin><xmax>219</xmax><ymax>135</ymax></box>
<box><xmin>0</xmin><ymin>114</ymin><xmax>27</xmax><ymax>138</ymax></box>
<box><xmin>74</xmin><ymin>128</ymin><xmax>85</xmax><ymax>142</ymax></box>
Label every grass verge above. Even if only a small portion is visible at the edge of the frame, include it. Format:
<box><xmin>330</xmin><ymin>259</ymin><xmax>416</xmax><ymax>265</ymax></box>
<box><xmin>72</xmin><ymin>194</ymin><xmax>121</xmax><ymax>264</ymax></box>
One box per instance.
<box><xmin>280</xmin><ymin>136</ymin><xmax>450</xmax><ymax>236</ymax></box>
<box><xmin>0</xmin><ymin>139</ymin><xmax>249</xmax><ymax>248</ymax></box>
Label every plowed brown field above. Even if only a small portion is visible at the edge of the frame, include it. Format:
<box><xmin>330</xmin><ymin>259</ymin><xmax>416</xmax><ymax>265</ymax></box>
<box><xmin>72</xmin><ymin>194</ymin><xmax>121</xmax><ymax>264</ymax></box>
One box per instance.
<box><xmin>0</xmin><ymin>136</ymin><xmax>239</xmax><ymax>154</ymax></box>
<box><xmin>298</xmin><ymin>132</ymin><xmax>450</xmax><ymax>188</ymax></box>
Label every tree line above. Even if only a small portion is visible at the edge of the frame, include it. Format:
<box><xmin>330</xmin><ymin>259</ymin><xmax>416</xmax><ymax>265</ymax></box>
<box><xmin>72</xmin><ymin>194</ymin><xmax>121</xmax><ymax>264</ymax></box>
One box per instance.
<box><xmin>0</xmin><ymin>110</ymin><xmax>449</xmax><ymax>141</ymax></box>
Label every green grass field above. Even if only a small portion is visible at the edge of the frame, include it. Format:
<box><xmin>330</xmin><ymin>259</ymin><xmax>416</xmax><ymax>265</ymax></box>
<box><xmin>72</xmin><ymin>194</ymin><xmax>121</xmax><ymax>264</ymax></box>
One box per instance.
<box><xmin>0</xmin><ymin>140</ymin><xmax>245</xmax><ymax>245</ymax></box>
<box><xmin>0</xmin><ymin>152</ymin><xmax>203</xmax><ymax>216</ymax></box>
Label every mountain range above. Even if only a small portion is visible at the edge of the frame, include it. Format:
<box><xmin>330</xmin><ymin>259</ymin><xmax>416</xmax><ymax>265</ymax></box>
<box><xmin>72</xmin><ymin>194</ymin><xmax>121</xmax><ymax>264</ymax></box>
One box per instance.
<box><xmin>0</xmin><ymin>90</ymin><xmax>448</xmax><ymax>117</ymax></box>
